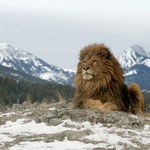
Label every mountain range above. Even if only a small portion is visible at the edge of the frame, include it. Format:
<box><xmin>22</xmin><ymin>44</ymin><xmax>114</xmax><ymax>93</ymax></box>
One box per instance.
<box><xmin>118</xmin><ymin>45</ymin><xmax>150</xmax><ymax>91</ymax></box>
<box><xmin>0</xmin><ymin>43</ymin><xmax>74</xmax><ymax>85</ymax></box>
<box><xmin>0</xmin><ymin>43</ymin><xmax>150</xmax><ymax>91</ymax></box>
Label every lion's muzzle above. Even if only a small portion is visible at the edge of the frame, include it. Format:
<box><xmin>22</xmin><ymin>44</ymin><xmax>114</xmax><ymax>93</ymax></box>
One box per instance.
<box><xmin>82</xmin><ymin>67</ymin><xmax>94</xmax><ymax>80</ymax></box>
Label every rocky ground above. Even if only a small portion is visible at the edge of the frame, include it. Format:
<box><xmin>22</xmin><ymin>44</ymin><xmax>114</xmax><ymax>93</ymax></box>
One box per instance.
<box><xmin>0</xmin><ymin>101</ymin><xmax>150</xmax><ymax>150</ymax></box>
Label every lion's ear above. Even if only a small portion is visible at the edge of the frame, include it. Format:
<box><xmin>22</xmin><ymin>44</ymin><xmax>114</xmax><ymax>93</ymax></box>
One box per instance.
<box><xmin>97</xmin><ymin>51</ymin><xmax>107</xmax><ymax>58</ymax></box>
<box><xmin>97</xmin><ymin>49</ymin><xmax>111</xmax><ymax>59</ymax></box>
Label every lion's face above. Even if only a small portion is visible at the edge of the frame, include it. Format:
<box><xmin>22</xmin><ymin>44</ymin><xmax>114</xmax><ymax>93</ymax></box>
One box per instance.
<box><xmin>81</xmin><ymin>56</ymin><xmax>102</xmax><ymax>80</ymax></box>
<box><xmin>77</xmin><ymin>44</ymin><xmax>110</xmax><ymax>81</ymax></box>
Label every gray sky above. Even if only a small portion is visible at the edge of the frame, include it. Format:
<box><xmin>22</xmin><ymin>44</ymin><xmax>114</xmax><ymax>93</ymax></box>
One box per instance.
<box><xmin>0</xmin><ymin>0</ymin><xmax>150</xmax><ymax>70</ymax></box>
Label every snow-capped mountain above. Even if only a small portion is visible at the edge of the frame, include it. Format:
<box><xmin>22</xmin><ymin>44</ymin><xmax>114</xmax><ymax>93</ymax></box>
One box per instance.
<box><xmin>118</xmin><ymin>45</ymin><xmax>150</xmax><ymax>91</ymax></box>
<box><xmin>118</xmin><ymin>45</ymin><xmax>150</xmax><ymax>69</ymax></box>
<box><xmin>0</xmin><ymin>43</ymin><xmax>74</xmax><ymax>85</ymax></box>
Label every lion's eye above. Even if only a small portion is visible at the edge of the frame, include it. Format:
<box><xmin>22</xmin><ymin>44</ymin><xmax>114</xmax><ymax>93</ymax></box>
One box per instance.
<box><xmin>93</xmin><ymin>61</ymin><xmax>97</xmax><ymax>65</ymax></box>
<box><xmin>83</xmin><ymin>61</ymin><xmax>86</xmax><ymax>64</ymax></box>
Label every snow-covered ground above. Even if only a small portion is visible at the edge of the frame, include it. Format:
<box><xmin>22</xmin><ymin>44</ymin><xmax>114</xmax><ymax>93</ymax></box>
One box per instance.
<box><xmin>0</xmin><ymin>102</ymin><xmax>150</xmax><ymax>150</ymax></box>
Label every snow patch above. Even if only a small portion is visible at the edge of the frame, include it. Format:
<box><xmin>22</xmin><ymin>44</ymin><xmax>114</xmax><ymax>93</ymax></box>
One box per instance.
<box><xmin>0</xmin><ymin>112</ymin><xmax>15</xmax><ymax>117</ymax></box>
<box><xmin>125</xmin><ymin>70</ymin><xmax>137</xmax><ymax>76</ymax></box>
<box><xmin>0</xmin><ymin>116</ymin><xmax>150</xmax><ymax>150</ymax></box>
<box><xmin>142</xmin><ymin>58</ymin><xmax>150</xmax><ymax>67</ymax></box>
<box><xmin>48</xmin><ymin>107</ymin><xmax>56</xmax><ymax>111</ymax></box>
<box><xmin>0</xmin><ymin>119</ymin><xmax>79</xmax><ymax>136</ymax></box>
<box><xmin>9</xmin><ymin>140</ymin><xmax>105</xmax><ymax>150</ymax></box>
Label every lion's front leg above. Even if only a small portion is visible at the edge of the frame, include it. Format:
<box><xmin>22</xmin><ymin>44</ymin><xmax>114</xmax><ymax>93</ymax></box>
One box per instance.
<box><xmin>84</xmin><ymin>99</ymin><xmax>103</xmax><ymax>110</ymax></box>
<box><xmin>84</xmin><ymin>99</ymin><xmax>119</xmax><ymax>113</ymax></box>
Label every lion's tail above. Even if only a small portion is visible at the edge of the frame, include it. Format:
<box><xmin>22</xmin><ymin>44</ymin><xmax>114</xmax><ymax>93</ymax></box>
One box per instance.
<box><xmin>128</xmin><ymin>83</ymin><xmax>150</xmax><ymax>117</ymax></box>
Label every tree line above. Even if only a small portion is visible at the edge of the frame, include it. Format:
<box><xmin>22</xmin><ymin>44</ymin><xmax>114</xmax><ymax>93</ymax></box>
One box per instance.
<box><xmin>0</xmin><ymin>77</ymin><xmax>75</xmax><ymax>107</ymax></box>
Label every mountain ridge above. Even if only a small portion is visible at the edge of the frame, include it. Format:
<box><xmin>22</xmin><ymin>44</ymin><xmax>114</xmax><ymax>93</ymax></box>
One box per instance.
<box><xmin>0</xmin><ymin>64</ymin><xmax>50</xmax><ymax>84</ymax></box>
<box><xmin>118</xmin><ymin>45</ymin><xmax>150</xmax><ymax>69</ymax></box>
<box><xmin>118</xmin><ymin>45</ymin><xmax>150</xmax><ymax>91</ymax></box>
<box><xmin>0</xmin><ymin>43</ymin><xmax>74</xmax><ymax>85</ymax></box>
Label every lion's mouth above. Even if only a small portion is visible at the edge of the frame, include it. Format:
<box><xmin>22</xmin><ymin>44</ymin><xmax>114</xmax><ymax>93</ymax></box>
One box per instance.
<box><xmin>82</xmin><ymin>71</ymin><xmax>94</xmax><ymax>80</ymax></box>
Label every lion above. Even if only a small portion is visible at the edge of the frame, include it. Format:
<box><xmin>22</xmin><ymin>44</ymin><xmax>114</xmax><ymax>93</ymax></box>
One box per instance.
<box><xmin>73</xmin><ymin>43</ymin><xmax>149</xmax><ymax>116</ymax></box>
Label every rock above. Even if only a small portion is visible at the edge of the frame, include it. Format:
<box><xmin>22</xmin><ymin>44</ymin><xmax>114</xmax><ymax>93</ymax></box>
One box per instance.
<box><xmin>0</xmin><ymin>101</ymin><xmax>150</xmax><ymax>150</ymax></box>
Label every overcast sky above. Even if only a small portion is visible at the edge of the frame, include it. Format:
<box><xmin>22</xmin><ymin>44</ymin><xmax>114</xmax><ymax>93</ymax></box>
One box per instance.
<box><xmin>0</xmin><ymin>0</ymin><xmax>150</xmax><ymax>69</ymax></box>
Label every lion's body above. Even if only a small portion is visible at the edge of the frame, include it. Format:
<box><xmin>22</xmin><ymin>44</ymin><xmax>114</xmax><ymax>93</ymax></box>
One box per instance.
<box><xmin>73</xmin><ymin>44</ymin><xmax>147</xmax><ymax>116</ymax></box>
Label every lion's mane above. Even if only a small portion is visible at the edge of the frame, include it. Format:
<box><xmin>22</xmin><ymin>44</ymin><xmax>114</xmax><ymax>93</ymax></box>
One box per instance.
<box><xmin>73</xmin><ymin>43</ymin><xmax>131</xmax><ymax>112</ymax></box>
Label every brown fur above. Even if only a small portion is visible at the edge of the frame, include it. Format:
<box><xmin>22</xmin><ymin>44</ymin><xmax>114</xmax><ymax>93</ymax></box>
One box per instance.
<box><xmin>73</xmin><ymin>43</ymin><xmax>149</xmax><ymax>116</ymax></box>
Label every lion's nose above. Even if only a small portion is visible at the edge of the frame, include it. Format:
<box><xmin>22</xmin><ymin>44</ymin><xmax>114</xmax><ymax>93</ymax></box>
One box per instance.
<box><xmin>83</xmin><ymin>66</ymin><xmax>90</xmax><ymax>71</ymax></box>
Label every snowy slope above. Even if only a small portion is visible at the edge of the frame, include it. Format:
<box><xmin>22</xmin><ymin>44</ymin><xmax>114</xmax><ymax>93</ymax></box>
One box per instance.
<box><xmin>118</xmin><ymin>45</ymin><xmax>150</xmax><ymax>91</ymax></box>
<box><xmin>118</xmin><ymin>45</ymin><xmax>150</xmax><ymax>69</ymax></box>
<box><xmin>0</xmin><ymin>43</ymin><xmax>74</xmax><ymax>85</ymax></box>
